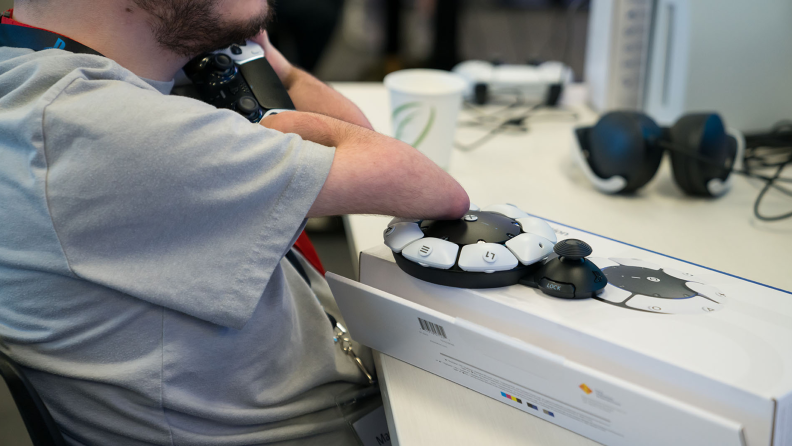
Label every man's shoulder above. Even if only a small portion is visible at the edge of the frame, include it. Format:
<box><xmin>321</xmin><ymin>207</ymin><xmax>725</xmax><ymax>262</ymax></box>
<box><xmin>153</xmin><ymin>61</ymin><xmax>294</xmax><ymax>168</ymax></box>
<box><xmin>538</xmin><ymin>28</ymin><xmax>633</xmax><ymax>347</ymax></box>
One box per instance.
<box><xmin>0</xmin><ymin>48</ymin><xmax>163</xmax><ymax>105</ymax></box>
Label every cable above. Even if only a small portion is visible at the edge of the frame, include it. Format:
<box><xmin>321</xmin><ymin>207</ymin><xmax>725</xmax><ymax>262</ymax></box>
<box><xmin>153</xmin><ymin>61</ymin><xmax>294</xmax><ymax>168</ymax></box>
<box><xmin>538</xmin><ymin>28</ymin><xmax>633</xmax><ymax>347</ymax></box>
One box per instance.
<box><xmin>454</xmin><ymin>101</ymin><xmax>578</xmax><ymax>152</ymax></box>
<box><xmin>740</xmin><ymin>124</ymin><xmax>792</xmax><ymax>221</ymax></box>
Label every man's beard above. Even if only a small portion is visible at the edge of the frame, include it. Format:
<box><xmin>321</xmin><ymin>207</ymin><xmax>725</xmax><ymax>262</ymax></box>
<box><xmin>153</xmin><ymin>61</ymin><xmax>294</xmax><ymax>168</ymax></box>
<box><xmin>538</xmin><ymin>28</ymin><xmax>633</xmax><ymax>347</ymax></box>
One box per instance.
<box><xmin>133</xmin><ymin>0</ymin><xmax>273</xmax><ymax>57</ymax></box>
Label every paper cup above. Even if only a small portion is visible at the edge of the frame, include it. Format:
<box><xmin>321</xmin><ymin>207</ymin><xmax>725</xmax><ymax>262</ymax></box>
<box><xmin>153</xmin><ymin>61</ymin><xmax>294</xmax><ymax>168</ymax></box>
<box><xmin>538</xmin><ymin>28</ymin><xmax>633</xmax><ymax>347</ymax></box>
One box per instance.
<box><xmin>384</xmin><ymin>69</ymin><xmax>466</xmax><ymax>170</ymax></box>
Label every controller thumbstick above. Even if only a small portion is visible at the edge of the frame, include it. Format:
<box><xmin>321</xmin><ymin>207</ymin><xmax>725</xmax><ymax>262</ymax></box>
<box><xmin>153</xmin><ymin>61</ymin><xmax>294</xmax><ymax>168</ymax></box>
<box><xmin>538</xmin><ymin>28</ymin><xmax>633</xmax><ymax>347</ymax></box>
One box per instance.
<box><xmin>211</xmin><ymin>54</ymin><xmax>235</xmax><ymax>74</ymax></box>
<box><xmin>553</xmin><ymin>239</ymin><xmax>593</xmax><ymax>261</ymax></box>
<box><xmin>235</xmin><ymin>96</ymin><xmax>260</xmax><ymax>117</ymax></box>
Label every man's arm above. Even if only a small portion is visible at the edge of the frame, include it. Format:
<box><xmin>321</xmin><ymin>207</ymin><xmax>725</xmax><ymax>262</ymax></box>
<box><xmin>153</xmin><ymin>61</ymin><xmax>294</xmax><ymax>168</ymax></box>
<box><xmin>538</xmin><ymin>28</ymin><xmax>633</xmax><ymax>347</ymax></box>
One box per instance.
<box><xmin>252</xmin><ymin>32</ymin><xmax>373</xmax><ymax>130</ymax></box>
<box><xmin>261</xmin><ymin>112</ymin><xmax>470</xmax><ymax>220</ymax></box>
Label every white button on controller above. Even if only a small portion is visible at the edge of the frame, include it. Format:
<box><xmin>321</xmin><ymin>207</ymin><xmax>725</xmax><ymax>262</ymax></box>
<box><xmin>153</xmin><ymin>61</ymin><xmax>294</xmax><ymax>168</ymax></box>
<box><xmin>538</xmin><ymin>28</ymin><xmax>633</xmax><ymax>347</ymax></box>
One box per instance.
<box><xmin>458</xmin><ymin>243</ymin><xmax>518</xmax><ymax>273</ymax></box>
<box><xmin>515</xmin><ymin>217</ymin><xmax>557</xmax><ymax>243</ymax></box>
<box><xmin>388</xmin><ymin>217</ymin><xmax>421</xmax><ymax>227</ymax></box>
<box><xmin>505</xmin><ymin>233</ymin><xmax>554</xmax><ymax>265</ymax></box>
<box><xmin>482</xmin><ymin>203</ymin><xmax>529</xmax><ymax>219</ymax></box>
<box><xmin>384</xmin><ymin>222</ymin><xmax>424</xmax><ymax>253</ymax></box>
<box><xmin>402</xmin><ymin>238</ymin><xmax>459</xmax><ymax>269</ymax></box>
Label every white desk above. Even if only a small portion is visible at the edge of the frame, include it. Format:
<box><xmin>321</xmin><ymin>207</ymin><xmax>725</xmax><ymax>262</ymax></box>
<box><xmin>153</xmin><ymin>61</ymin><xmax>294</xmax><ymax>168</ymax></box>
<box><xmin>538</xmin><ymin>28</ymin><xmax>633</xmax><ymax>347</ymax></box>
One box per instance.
<box><xmin>331</xmin><ymin>82</ymin><xmax>792</xmax><ymax>446</ymax></box>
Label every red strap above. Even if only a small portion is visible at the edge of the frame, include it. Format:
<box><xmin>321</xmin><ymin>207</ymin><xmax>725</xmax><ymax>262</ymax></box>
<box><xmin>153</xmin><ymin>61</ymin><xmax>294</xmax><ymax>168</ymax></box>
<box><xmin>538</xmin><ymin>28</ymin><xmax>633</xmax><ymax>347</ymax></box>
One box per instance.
<box><xmin>292</xmin><ymin>231</ymin><xmax>326</xmax><ymax>276</ymax></box>
<box><xmin>2</xmin><ymin>9</ymin><xmax>42</xmax><ymax>29</ymax></box>
<box><xmin>2</xmin><ymin>9</ymin><xmax>84</xmax><ymax>43</ymax></box>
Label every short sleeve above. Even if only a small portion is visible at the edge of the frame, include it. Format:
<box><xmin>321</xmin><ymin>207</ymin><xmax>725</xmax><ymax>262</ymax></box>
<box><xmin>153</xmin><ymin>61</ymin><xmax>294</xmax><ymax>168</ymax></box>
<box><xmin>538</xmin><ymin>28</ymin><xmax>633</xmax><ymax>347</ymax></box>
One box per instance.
<box><xmin>43</xmin><ymin>78</ymin><xmax>335</xmax><ymax>329</ymax></box>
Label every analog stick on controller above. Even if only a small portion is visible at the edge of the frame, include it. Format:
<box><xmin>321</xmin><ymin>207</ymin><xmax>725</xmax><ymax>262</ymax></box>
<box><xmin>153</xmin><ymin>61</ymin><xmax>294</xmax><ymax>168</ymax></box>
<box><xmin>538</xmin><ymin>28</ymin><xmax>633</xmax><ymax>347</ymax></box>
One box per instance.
<box><xmin>521</xmin><ymin>239</ymin><xmax>608</xmax><ymax>299</ymax></box>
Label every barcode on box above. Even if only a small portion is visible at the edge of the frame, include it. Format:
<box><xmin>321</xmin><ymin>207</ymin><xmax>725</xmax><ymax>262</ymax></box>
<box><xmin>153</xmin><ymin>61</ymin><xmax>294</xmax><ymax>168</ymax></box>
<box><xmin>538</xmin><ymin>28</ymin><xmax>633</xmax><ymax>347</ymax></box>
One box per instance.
<box><xmin>418</xmin><ymin>317</ymin><xmax>447</xmax><ymax>339</ymax></box>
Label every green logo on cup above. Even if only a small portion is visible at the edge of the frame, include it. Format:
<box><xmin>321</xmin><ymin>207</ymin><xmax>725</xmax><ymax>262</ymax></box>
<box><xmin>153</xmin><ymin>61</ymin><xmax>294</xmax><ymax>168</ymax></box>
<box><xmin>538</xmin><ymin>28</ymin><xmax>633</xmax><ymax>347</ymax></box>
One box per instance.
<box><xmin>392</xmin><ymin>102</ymin><xmax>435</xmax><ymax>149</ymax></box>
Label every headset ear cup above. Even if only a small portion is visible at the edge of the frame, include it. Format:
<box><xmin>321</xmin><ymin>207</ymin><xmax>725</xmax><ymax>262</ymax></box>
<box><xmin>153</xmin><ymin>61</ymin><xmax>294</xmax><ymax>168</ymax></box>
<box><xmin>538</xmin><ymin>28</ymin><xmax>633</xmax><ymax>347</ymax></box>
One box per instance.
<box><xmin>669</xmin><ymin>138</ymin><xmax>696</xmax><ymax>195</ymax></box>
<box><xmin>572</xmin><ymin>127</ymin><xmax>629</xmax><ymax>193</ymax></box>
<box><xmin>669</xmin><ymin>114</ymin><xmax>733</xmax><ymax>197</ymax></box>
<box><xmin>587</xmin><ymin>111</ymin><xmax>664</xmax><ymax>193</ymax></box>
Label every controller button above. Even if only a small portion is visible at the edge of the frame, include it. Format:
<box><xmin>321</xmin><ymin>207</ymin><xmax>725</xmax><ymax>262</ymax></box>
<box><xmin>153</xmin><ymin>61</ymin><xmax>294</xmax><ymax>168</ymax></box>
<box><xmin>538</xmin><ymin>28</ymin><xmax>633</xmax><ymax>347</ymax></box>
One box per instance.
<box><xmin>482</xmin><ymin>203</ymin><xmax>529</xmax><ymax>219</ymax></box>
<box><xmin>458</xmin><ymin>244</ymin><xmax>518</xmax><ymax>272</ymax></box>
<box><xmin>463</xmin><ymin>214</ymin><xmax>478</xmax><ymax>222</ymax></box>
<box><xmin>388</xmin><ymin>217</ymin><xmax>420</xmax><ymax>227</ymax></box>
<box><xmin>402</xmin><ymin>238</ymin><xmax>459</xmax><ymax>269</ymax></box>
<box><xmin>515</xmin><ymin>216</ymin><xmax>557</xmax><ymax>243</ymax></box>
<box><xmin>553</xmin><ymin>239</ymin><xmax>592</xmax><ymax>260</ymax></box>
<box><xmin>211</xmin><ymin>54</ymin><xmax>234</xmax><ymax>73</ymax></box>
<box><xmin>538</xmin><ymin>279</ymin><xmax>575</xmax><ymax>297</ymax></box>
<box><xmin>505</xmin><ymin>233</ymin><xmax>554</xmax><ymax>265</ymax></box>
<box><xmin>236</xmin><ymin>96</ymin><xmax>259</xmax><ymax>115</ymax></box>
<box><xmin>230</xmin><ymin>44</ymin><xmax>243</xmax><ymax>55</ymax></box>
<box><xmin>384</xmin><ymin>222</ymin><xmax>424</xmax><ymax>253</ymax></box>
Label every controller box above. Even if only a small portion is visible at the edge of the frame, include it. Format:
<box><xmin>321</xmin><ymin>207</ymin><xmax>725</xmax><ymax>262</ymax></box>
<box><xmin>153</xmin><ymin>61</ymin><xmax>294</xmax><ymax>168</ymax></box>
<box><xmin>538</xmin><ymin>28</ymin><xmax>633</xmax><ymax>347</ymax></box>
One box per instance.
<box><xmin>327</xmin><ymin>219</ymin><xmax>792</xmax><ymax>446</ymax></box>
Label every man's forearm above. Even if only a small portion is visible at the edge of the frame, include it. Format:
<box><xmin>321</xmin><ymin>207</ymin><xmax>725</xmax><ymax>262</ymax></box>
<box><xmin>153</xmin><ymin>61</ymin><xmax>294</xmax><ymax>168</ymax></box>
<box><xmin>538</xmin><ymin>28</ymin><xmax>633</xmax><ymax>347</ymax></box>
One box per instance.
<box><xmin>253</xmin><ymin>31</ymin><xmax>373</xmax><ymax>130</ymax></box>
<box><xmin>261</xmin><ymin>111</ymin><xmax>470</xmax><ymax>220</ymax></box>
<box><xmin>282</xmin><ymin>69</ymin><xmax>374</xmax><ymax>130</ymax></box>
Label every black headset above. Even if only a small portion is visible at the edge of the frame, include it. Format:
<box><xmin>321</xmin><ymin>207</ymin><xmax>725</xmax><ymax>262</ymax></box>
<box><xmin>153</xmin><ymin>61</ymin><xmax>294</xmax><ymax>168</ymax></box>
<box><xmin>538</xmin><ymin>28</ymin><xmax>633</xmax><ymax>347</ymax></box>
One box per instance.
<box><xmin>572</xmin><ymin>111</ymin><xmax>745</xmax><ymax>197</ymax></box>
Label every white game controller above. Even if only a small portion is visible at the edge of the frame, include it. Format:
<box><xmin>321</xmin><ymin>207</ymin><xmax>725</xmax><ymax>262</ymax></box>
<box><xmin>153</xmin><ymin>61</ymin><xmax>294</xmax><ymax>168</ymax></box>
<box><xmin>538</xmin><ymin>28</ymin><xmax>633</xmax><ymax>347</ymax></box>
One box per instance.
<box><xmin>452</xmin><ymin>60</ymin><xmax>573</xmax><ymax>105</ymax></box>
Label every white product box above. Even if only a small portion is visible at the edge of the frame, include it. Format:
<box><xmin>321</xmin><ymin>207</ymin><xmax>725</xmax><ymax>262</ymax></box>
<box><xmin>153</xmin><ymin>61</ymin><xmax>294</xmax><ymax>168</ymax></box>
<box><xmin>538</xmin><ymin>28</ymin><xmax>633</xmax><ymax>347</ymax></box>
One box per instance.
<box><xmin>326</xmin><ymin>220</ymin><xmax>792</xmax><ymax>446</ymax></box>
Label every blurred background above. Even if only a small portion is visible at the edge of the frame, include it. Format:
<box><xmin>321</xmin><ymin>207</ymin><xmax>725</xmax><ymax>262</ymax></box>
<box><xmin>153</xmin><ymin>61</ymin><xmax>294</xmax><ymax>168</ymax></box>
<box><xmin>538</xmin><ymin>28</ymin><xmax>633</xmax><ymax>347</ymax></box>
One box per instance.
<box><xmin>269</xmin><ymin>0</ymin><xmax>589</xmax><ymax>82</ymax></box>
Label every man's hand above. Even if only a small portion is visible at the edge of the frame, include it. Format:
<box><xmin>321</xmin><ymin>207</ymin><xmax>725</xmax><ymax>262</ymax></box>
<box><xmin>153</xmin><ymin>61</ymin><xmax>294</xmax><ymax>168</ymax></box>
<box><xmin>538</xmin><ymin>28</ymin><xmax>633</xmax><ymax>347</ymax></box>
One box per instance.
<box><xmin>250</xmin><ymin>31</ymin><xmax>297</xmax><ymax>88</ymax></box>
<box><xmin>250</xmin><ymin>31</ymin><xmax>373</xmax><ymax>130</ymax></box>
<box><xmin>261</xmin><ymin>112</ymin><xmax>470</xmax><ymax>220</ymax></box>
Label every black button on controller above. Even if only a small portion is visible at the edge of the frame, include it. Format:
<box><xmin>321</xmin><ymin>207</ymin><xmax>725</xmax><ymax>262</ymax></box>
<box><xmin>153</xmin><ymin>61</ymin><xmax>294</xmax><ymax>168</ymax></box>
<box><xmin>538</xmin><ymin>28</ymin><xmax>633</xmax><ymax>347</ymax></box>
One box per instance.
<box><xmin>236</xmin><ymin>96</ymin><xmax>259</xmax><ymax>116</ymax></box>
<box><xmin>230</xmin><ymin>44</ymin><xmax>243</xmax><ymax>55</ymax></box>
<box><xmin>538</xmin><ymin>278</ymin><xmax>575</xmax><ymax>298</ymax></box>
<box><xmin>211</xmin><ymin>54</ymin><xmax>234</xmax><ymax>74</ymax></box>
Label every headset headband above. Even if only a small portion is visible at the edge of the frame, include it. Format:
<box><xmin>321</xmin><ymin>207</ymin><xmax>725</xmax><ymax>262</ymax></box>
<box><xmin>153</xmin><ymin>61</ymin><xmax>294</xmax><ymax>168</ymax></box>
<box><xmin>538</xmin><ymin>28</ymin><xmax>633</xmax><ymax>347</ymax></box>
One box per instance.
<box><xmin>0</xmin><ymin>17</ymin><xmax>102</xmax><ymax>56</ymax></box>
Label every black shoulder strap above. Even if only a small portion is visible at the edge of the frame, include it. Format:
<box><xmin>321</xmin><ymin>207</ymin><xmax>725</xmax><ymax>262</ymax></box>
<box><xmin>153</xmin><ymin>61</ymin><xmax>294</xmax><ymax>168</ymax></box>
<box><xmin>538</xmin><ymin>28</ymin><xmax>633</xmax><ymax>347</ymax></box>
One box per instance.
<box><xmin>0</xmin><ymin>22</ymin><xmax>102</xmax><ymax>56</ymax></box>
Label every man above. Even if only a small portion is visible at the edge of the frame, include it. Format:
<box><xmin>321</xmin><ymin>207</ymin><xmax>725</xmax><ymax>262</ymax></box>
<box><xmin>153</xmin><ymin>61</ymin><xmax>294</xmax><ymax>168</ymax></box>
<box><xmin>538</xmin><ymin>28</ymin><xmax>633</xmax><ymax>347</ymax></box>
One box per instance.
<box><xmin>0</xmin><ymin>0</ymin><xmax>469</xmax><ymax>444</ymax></box>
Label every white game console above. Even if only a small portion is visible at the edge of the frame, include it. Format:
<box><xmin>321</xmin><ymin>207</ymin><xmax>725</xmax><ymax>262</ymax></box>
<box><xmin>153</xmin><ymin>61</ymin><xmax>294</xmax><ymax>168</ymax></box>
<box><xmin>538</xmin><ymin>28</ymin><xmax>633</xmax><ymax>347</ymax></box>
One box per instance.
<box><xmin>328</xmin><ymin>218</ymin><xmax>792</xmax><ymax>446</ymax></box>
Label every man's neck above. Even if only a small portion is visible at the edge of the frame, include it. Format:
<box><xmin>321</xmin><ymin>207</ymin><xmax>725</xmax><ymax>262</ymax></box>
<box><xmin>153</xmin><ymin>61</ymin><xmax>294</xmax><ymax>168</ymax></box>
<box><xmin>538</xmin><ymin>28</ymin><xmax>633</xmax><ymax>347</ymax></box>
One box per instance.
<box><xmin>12</xmin><ymin>3</ymin><xmax>188</xmax><ymax>81</ymax></box>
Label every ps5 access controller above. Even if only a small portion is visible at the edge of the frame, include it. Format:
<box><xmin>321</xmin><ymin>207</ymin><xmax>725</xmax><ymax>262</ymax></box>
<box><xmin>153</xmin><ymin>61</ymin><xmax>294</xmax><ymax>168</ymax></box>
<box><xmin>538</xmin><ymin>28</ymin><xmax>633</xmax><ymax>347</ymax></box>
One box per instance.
<box><xmin>384</xmin><ymin>203</ymin><xmax>607</xmax><ymax>298</ymax></box>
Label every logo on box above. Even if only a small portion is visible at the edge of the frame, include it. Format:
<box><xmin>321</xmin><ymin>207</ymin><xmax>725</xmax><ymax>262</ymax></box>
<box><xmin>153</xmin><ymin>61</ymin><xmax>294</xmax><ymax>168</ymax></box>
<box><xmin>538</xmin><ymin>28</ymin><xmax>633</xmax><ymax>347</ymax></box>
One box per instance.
<box><xmin>579</xmin><ymin>383</ymin><xmax>593</xmax><ymax>394</ymax></box>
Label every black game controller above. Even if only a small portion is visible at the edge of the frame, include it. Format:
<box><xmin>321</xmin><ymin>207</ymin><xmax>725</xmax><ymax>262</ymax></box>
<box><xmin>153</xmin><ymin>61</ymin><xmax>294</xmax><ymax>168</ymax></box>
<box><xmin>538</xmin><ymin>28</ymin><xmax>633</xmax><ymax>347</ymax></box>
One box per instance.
<box><xmin>175</xmin><ymin>41</ymin><xmax>295</xmax><ymax>122</ymax></box>
<box><xmin>385</xmin><ymin>204</ymin><xmax>607</xmax><ymax>299</ymax></box>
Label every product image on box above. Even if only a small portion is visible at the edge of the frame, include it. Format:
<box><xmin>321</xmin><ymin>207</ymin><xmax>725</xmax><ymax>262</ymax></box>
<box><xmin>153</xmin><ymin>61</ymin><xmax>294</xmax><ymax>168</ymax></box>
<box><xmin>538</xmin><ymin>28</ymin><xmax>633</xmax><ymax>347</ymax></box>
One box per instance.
<box><xmin>592</xmin><ymin>258</ymin><xmax>727</xmax><ymax>314</ymax></box>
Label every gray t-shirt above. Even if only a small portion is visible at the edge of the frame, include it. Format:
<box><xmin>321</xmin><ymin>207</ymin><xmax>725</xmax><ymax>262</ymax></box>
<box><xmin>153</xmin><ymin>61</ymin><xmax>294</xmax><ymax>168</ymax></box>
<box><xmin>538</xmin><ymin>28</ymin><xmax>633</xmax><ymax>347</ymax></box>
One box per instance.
<box><xmin>0</xmin><ymin>47</ymin><xmax>375</xmax><ymax>445</ymax></box>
